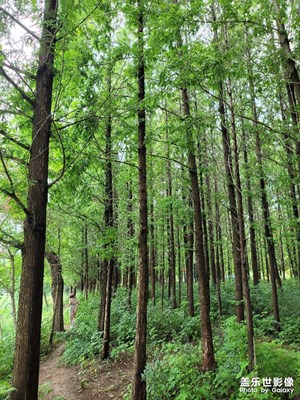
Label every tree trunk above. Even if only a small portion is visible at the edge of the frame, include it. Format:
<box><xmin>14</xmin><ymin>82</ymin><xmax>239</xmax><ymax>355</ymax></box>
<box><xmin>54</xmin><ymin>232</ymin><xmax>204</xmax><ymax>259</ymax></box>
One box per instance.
<box><xmin>182</xmin><ymin>87</ymin><xmax>216</xmax><ymax>371</ymax></box>
<box><xmin>227</xmin><ymin>75</ymin><xmax>255</xmax><ymax>370</ymax></box>
<box><xmin>166</xmin><ymin>157</ymin><xmax>176</xmax><ymax>309</ymax></box>
<box><xmin>278</xmin><ymin>92</ymin><xmax>300</xmax><ymax>278</ymax></box>
<box><xmin>214</xmin><ymin>176</ymin><xmax>225</xmax><ymax>282</ymax></box>
<box><xmin>101</xmin><ymin>97</ymin><xmax>115</xmax><ymax>359</ymax></box>
<box><xmin>210</xmin><ymin>6</ymin><xmax>244</xmax><ymax>322</ymax></box>
<box><xmin>218</xmin><ymin>81</ymin><xmax>244</xmax><ymax>322</ymax></box>
<box><xmin>84</xmin><ymin>224</ymin><xmax>89</xmax><ymax>299</ymax></box>
<box><xmin>98</xmin><ymin>260</ymin><xmax>107</xmax><ymax>333</ymax></box>
<box><xmin>127</xmin><ymin>179</ymin><xmax>135</xmax><ymax>309</ymax></box>
<box><xmin>11</xmin><ymin>1</ymin><xmax>58</xmax><ymax>398</ymax></box>
<box><xmin>45</xmin><ymin>252</ymin><xmax>64</xmax><ymax>333</ymax></box>
<box><xmin>242</xmin><ymin>129</ymin><xmax>260</xmax><ymax>285</ymax></box>
<box><xmin>246</xmin><ymin>56</ymin><xmax>281</xmax><ymax>329</ymax></box>
<box><xmin>149</xmin><ymin>201</ymin><xmax>156</xmax><ymax>305</ymax></box>
<box><xmin>131</xmin><ymin>0</ymin><xmax>148</xmax><ymax>397</ymax></box>
<box><xmin>205</xmin><ymin>174</ymin><xmax>217</xmax><ymax>286</ymax></box>
<box><xmin>206</xmin><ymin>174</ymin><xmax>222</xmax><ymax>316</ymax></box>
<box><xmin>177</xmin><ymin>225</ymin><xmax>182</xmax><ymax>306</ymax></box>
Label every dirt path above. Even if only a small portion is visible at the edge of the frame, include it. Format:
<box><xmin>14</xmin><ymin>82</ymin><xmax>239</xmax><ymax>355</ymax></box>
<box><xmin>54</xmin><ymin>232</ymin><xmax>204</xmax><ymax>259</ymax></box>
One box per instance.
<box><xmin>39</xmin><ymin>343</ymin><xmax>133</xmax><ymax>400</ymax></box>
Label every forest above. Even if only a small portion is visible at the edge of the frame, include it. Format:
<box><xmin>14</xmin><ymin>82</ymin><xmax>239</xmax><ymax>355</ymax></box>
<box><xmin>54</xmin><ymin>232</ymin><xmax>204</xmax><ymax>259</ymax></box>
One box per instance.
<box><xmin>0</xmin><ymin>0</ymin><xmax>300</xmax><ymax>399</ymax></box>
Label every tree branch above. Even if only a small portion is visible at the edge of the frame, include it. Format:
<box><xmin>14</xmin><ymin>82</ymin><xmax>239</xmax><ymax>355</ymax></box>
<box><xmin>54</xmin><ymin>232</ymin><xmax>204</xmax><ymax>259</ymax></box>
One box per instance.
<box><xmin>157</xmin><ymin>104</ymin><xmax>184</xmax><ymax>120</ymax></box>
<box><xmin>55</xmin><ymin>0</ymin><xmax>103</xmax><ymax>42</ymax></box>
<box><xmin>54</xmin><ymin>202</ymin><xmax>103</xmax><ymax>231</ymax></box>
<box><xmin>147</xmin><ymin>152</ymin><xmax>190</xmax><ymax>170</ymax></box>
<box><xmin>0</xmin><ymin>130</ymin><xmax>30</xmax><ymax>151</ymax></box>
<box><xmin>0</xmin><ymin>149</ymin><xmax>14</xmax><ymax>187</ymax></box>
<box><xmin>0</xmin><ymin>67</ymin><xmax>35</xmax><ymax>107</ymax></box>
<box><xmin>2</xmin><ymin>62</ymin><xmax>36</xmax><ymax>80</ymax></box>
<box><xmin>0</xmin><ymin>235</ymin><xmax>23</xmax><ymax>250</ymax></box>
<box><xmin>0</xmin><ymin>188</ymin><xmax>29</xmax><ymax>216</ymax></box>
<box><xmin>2</xmin><ymin>152</ymin><xmax>28</xmax><ymax>166</ymax></box>
<box><xmin>0</xmin><ymin>7</ymin><xmax>40</xmax><ymax>40</ymax></box>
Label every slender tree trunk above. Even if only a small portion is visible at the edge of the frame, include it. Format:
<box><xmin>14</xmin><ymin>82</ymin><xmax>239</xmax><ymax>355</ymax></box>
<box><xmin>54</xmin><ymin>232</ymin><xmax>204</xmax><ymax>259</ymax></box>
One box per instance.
<box><xmin>84</xmin><ymin>224</ymin><xmax>89</xmax><ymax>299</ymax></box>
<box><xmin>149</xmin><ymin>201</ymin><xmax>156</xmax><ymax>305</ymax></box>
<box><xmin>177</xmin><ymin>225</ymin><xmax>182</xmax><ymax>306</ymax></box>
<box><xmin>214</xmin><ymin>177</ymin><xmax>225</xmax><ymax>282</ymax></box>
<box><xmin>101</xmin><ymin>96</ymin><xmax>115</xmax><ymax>359</ymax></box>
<box><xmin>161</xmin><ymin>218</ymin><xmax>165</xmax><ymax>310</ymax></box>
<box><xmin>272</xmin><ymin>0</ymin><xmax>300</xmax><ymax>175</ymax></box>
<box><xmin>101</xmin><ymin>258</ymin><xmax>113</xmax><ymax>360</ymax></box>
<box><xmin>206</xmin><ymin>174</ymin><xmax>222</xmax><ymax>316</ymax></box>
<box><xmin>166</xmin><ymin>156</ymin><xmax>176</xmax><ymax>309</ymax></box>
<box><xmin>218</xmin><ymin>81</ymin><xmax>244</xmax><ymax>322</ymax></box>
<box><xmin>182</xmin><ymin>87</ymin><xmax>216</xmax><ymax>371</ymax></box>
<box><xmin>205</xmin><ymin>174</ymin><xmax>217</xmax><ymax>286</ymax></box>
<box><xmin>98</xmin><ymin>260</ymin><xmax>107</xmax><ymax>333</ymax></box>
<box><xmin>278</xmin><ymin>92</ymin><xmax>300</xmax><ymax>278</ymax></box>
<box><xmin>246</xmin><ymin>57</ymin><xmax>281</xmax><ymax>329</ymax></box>
<box><xmin>131</xmin><ymin>1</ymin><xmax>148</xmax><ymax>397</ymax></box>
<box><xmin>11</xmin><ymin>1</ymin><xmax>58</xmax><ymax>398</ymax></box>
<box><xmin>199</xmin><ymin>167</ymin><xmax>210</xmax><ymax>280</ymax></box>
<box><xmin>210</xmin><ymin>6</ymin><xmax>244</xmax><ymax>321</ymax></box>
<box><xmin>242</xmin><ymin>130</ymin><xmax>260</xmax><ymax>285</ymax></box>
<box><xmin>127</xmin><ymin>179</ymin><xmax>135</xmax><ymax>309</ymax></box>
<box><xmin>226</xmin><ymin>75</ymin><xmax>255</xmax><ymax>369</ymax></box>
<box><xmin>45</xmin><ymin>252</ymin><xmax>64</xmax><ymax>333</ymax></box>
<box><xmin>183</xmin><ymin>216</ymin><xmax>195</xmax><ymax>317</ymax></box>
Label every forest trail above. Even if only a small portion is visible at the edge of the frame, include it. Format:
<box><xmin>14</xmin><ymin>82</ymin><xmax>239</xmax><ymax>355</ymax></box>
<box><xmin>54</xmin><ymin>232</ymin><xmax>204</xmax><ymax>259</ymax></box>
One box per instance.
<box><xmin>39</xmin><ymin>343</ymin><xmax>133</xmax><ymax>400</ymax></box>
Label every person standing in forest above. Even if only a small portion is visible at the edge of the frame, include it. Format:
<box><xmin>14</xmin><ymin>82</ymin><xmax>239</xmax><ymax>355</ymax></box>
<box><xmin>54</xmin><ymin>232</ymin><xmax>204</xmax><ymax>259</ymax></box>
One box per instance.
<box><xmin>67</xmin><ymin>294</ymin><xmax>79</xmax><ymax>328</ymax></box>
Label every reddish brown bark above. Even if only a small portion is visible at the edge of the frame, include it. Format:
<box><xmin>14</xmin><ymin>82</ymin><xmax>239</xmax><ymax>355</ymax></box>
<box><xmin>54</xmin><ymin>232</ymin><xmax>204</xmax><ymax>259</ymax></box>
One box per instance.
<box><xmin>182</xmin><ymin>87</ymin><xmax>216</xmax><ymax>372</ymax></box>
<box><xmin>131</xmin><ymin>1</ymin><xmax>148</xmax><ymax>397</ymax></box>
<box><xmin>11</xmin><ymin>1</ymin><xmax>58</xmax><ymax>398</ymax></box>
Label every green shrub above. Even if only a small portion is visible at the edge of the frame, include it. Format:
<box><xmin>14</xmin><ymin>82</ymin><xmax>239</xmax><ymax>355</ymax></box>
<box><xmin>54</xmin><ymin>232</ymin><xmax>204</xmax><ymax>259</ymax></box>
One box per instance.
<box><xmin>256</xmin><ymin>341</ymin><xmax>300</xmax><ymax>397</ymax></box>
<box><xmin>59</xmin><ymin>293</ymin><xmax>102</xmax><ymax>366</ymax></box>
<box><xmin>144</xmin><ymin>342</ymin><xmax>206</xmax><ymax>400</ymax></box>
<box><xmin>0</xmin><ymin>382</ymin><xmax>15</xmax><ymax>400</ymax></box>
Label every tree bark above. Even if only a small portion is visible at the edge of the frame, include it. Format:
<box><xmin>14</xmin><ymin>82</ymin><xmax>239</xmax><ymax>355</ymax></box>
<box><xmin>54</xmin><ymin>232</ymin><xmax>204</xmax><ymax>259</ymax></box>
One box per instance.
<box><xmin>246</xmin><ymin>51</ymin><xmax>281</xmax><ymax>329</ymax></box>
<box><xmin>242</xmin><ymin>129</ymin><xmax>260</xmax><ymax>285</ymax></box>
<box><xmin>184</xmin><ymin>219</ymin><xmax>195</xmax><ymax>317</ymax></box>
<box><xmin>182</xmin><ymin>87</ymin><xmax>216</xmax><ymax>371</ymax></box>
<box><xmin>11</xmin><ymin>1</ymin><xmax>58</xmax><ymax>398</ymax></box>
<box><xmin>226</xmin><ymin>75</ymin><xmax>255</xmax><ymax>369</ymax></box>
<box><xmin>101</xmin><ymin>105</ymin><xmax>115</xmax><ymax>359</ymax></box>
<box><xmin>166</xmin><ymin>154</ymin><xmax>176</xmax><ymax>309</ymax></box>
<box><xmin>127</xmin><ymin>179</ymin><xmax>135</xmax><ymax>309</ymax></box>
<box><xmin>131</xmin><ymin>0</ymin><xmax>148</xmax><ymax>397</ymax></box>
<box><xmin>149</xmin><ymin>201</ymin><xmax>156</xmax><ymax>305</ymax></box>
<box><xmin>83</xmin><ymin>224</ymin><xmax>89</xmax><ymax>299</ymax></box>
<box><xmin>218</xmin><ymin>81</ymin><xmax>244</xmax><ymax>322</ymax></box>
<box><xmin>45</xmin><ymin>252</ymin><xmax>64</xmax><ymax>334</ymax></box>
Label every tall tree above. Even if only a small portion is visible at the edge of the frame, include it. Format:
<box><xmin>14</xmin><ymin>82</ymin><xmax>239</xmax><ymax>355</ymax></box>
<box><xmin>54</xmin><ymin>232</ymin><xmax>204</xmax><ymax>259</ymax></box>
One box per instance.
<box><xmin>131</xmin><ymin>0</ymin><xmax>149</xmax><ymax>398</ymax></box>
<box><xmin>11</xmin><ymin>0</ymin><xmax>58</xmax><ymax>398</ymax></box>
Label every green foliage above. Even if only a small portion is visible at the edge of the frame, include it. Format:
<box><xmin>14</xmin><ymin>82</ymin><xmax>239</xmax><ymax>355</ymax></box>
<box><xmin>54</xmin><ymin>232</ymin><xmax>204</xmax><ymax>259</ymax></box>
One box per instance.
<box><xmin>60</xmin><ymin>323</ymin><xmax>103</xmax><ymax>366</ymax></box>
<box><xmin>147</xmin><ymin>304</ymin><xmax>200</xmax><ymax>345</ymax></box>
<box><xmin>59</xmin><ymin>294</ymin><xmax>102</xmax><ymax>366</ymax></box>
<box><xmin>144</xmin><ymin>342</ymin><xmax>205</xmax><ymax>400</ymax></box>
<box><xmin>0</xmin><ymin>383</ymin><xmax>15</xmax><ymax>400</ymax></box>
<box><xmin>145</xmin><ymin>315</ymin><xmax>300</xmax><ymax>400</ymax></box>
<box><xmin>256</xmin><ymin>342</ymin><xmax>300</xmax><ymax>392</ymax></box>
<box><xmin>0</xmin><ymin>292</ymin><xmax>52</xmax><ymax>394</ymax></box>
<box><xmin>38</xmin><ymin>382</ymin><xmax>53</xmax><ymax>400</ymax></box>
<box><xmin>0</xmin><ymin>295</ymin><xmax>15</xmax><ymax>391</ymax></box>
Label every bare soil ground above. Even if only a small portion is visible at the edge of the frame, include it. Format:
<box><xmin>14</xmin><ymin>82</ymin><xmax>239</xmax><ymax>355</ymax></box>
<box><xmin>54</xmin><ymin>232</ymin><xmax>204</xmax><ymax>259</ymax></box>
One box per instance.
<box><xmin>39</xmin><ymin>343</ymin><xmax>133</xmax><ymax>400</ymax></box>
